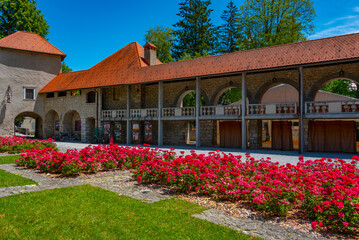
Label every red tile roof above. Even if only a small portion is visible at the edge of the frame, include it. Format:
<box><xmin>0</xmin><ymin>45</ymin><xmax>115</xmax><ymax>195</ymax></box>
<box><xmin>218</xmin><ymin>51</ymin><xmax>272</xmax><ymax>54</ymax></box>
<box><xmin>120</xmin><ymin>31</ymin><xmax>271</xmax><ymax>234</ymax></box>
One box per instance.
<box><xmin>40</xmin><ymin>32</ymin><xmax>359</xmax><ymax>93</ymax></box>
<box><xmin>0</xmin><ymin>31</ymin><xmax>66</xmax><ymax>58</ymax></box>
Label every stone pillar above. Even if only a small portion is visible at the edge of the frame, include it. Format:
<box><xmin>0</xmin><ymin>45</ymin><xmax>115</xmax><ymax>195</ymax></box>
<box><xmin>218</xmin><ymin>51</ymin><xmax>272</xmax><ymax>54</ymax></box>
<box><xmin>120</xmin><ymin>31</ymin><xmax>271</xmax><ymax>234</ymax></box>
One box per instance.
<box><xmin>97</xmin><ymin>88</ymin><xmax>103</xmax><ymax>135</ymax></box>
<box><xmin>299</xmin><ymin>67</ymin><xmax>304</xmax><ymax>154</ymax></box>
<box><xmin>248</xmin><ymin>119</ymin><xmax>262</xmax><ymax>149</ymax></box>
<box><xmin>158</xmin><ymin>81</ymin><xmax>163</xmax><ymax>147</ymax></box>
<box><xmin>81</xmin><ymin>118</ymin><xmax>87</xmax><ymax>143</ymax></box>
<box><xmin>196</xmin><ymin>77</ymin><xmax>201</xmax><ymax>148</ymax></box>
<box><xmin>126</xmin><ymin>85</ymin><xmax>131</xmax><ymax>145</ymax></box>
<box><xmin>241</xmin><ymin>73</ymin><xmax>247</xmax><ymax>150</ymax></box>
<box><xmin>303</xmin><ymin>118</ymin><xmax>309</xmax><ymax>152</ymax></box>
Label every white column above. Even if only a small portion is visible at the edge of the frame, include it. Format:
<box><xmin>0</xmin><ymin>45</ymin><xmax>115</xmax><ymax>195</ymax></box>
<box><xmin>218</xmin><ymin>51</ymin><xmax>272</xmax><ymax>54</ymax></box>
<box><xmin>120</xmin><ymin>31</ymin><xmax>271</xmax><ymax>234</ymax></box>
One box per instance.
<box><xmin>196</xmin><ymin>77</ymin><xmax>201</xmax><ymax>148</ymax></box>
<box><xmin>241</xmin><ymin>73</ymin><xmax>247</xmax><ymax>150</ymax></box>
<box><xmin>299</xmin><ymin>67</ymin><xmax>304</xmax><ymax>154</ymax></box>
<box><xmin>126</xmin><ymin>85</ymin><xmax>131</xmax><ymax>145</ymax></box>
<box><xmin>158</xmin><ymin>81</ymin><xmax>163</xmax><ymax>146</ymax></box>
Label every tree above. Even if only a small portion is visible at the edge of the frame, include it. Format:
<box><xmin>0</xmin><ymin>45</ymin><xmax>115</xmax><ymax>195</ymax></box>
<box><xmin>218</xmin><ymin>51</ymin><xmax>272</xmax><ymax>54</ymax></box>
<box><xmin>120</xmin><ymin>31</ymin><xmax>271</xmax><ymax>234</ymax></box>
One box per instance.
<box><xmin>218</xmin><ymin>1</ymin><xmax>241</xmax><ymax>54</ymax></box>
<box><xmin>182</xmin><ymin>91</ymin><xmax>205</xmax><ymax>107</ymax></box>
<box><xmin>238</xmin><ymin>0</ymin><xmax>316</xmax><ymax>50</ymax></box>
<box><xmin>218</xmin><ymin>88</ymin><xmax>242</xmax><ymax>105</ymax></box>
<box><xmin>144</xmin><ymin>26</ymin><xmax>175</xmax><ymax>63</ymax></box>
<box><xmin>61</xmin><ymin>62</ymin><xmax>72</xmax><ymax>73</ymax></box>
<box><xmin>0</xmin><ymin>0</ymin><xmax>49</xmax><ymax>38</ymax></box>
<box><xmin>178</xmin><ymin>51</ymin><xmax>210</xmax><ymax>61</ymax></box>
<box><xmin>321</xmin><ymin>79</ymin><xmax>359</xmax><ymax>99</ymax></box>
<box><xmin>172</xmin><ymin>0</ymin><xmax>218</xmax><ymax>60</ymax></box>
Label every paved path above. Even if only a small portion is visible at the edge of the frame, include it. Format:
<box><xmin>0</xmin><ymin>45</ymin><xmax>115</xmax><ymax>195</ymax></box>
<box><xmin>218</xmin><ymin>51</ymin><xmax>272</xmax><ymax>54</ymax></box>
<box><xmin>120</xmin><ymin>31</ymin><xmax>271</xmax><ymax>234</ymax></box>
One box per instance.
<box><xmin>0</xmin><ymin>164</ymin><xmax>83</xmax><ymax>198</ymax></box>
<box><xmin>0</xmin><ymin>163</ymin><xmax>332</xmax><ymax>239</ymax></box>
<box><xmin>55</xmin><ymin>141</ymin><xmax>355</xmax><ymax>166</ymax></box>
<box><xmin>193</xmin><ymin>209</ymin><xmax>325</xmax><ymax>240</ymax></box>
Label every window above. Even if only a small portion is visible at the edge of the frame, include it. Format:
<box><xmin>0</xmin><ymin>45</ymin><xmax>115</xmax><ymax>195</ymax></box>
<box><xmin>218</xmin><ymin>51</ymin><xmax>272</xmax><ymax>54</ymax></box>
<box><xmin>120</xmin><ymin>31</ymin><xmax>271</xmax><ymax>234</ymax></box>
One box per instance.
<box><xmin>87</xmin><ymin>91</ymin><xmax>96</xmax><ymax>103</ymax></box>
<box><xmin>71</xmin><ymin>90</ymin><xmax>81</xmax><ymax>96</ymax></box>
<box><xmin>24</xmin><ymin>87</ymin><xmax>35</xmax><ymax>100</ymax></box>
<box><xmin>58</xmin><ymin>91</ymin><xmax>67</xmax><ymax>97</ymax></box>
<box><xmin>46</xmin><ymin>93</ymin><xmax>55</xmax><ymax>98</ymax></box>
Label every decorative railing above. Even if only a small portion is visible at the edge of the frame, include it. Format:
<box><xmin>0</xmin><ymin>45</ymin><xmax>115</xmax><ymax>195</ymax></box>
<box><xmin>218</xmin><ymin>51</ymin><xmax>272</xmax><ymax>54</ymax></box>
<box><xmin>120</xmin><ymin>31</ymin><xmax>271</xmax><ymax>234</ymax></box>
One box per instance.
<box><xmin>115</xmin><ymin>110</ymin><xmax>126</xmax><ymax>118</ymax></box>
<box><xmin>223</xmin><ymin>105</ymin><xmax>241</xmax><ymax>115</ymax></box>
<box><xmin>130</xmin><ymin>109</ymin><xmax>141</xmax><ymax>118</ymax></box>
<box><xmin>104</xmin><ymin>100</ymin><xmax>359</xmax><ymax>120</ymax></box>
<box><xmin>342</xmin><ymin>101</ymin><xmax>359</xmax><ymax>112</ymax></box>
<box><xmin>201</xmin><ymin>106</ymin><xmax>216</xmax><ymax>116</ymax></box>
<box><xmin>162</xmin><ymin>108</ymin><xmax>175</xmax><ymax>117</ymax></box>
<box><xmin>276</xmin><ymin>103</ymin><xmax>297</xmax><ymax>114</ymax></box>
<box><xmin>306</xmin><ymin>101</ymin><xmax>359</xmax><ymax>114</ymax></box>
<box><xmin>102</xmin><ymin>110</ymin><xmax>113</xmax><ymax>119</ymax></box>
<box><xmin>146</xmin><ymin>108</ymin><xmax>158</xmax><ymax>117</ymax></box>
<box><xmin>182</xmin><ymin>107</ymin><xmax>195</xmax><ymax>116</ymax></box>
<box><xmin>248</xmin><ymin>104</ymin><xmax>266</xmax><ymax>115</ymax></box>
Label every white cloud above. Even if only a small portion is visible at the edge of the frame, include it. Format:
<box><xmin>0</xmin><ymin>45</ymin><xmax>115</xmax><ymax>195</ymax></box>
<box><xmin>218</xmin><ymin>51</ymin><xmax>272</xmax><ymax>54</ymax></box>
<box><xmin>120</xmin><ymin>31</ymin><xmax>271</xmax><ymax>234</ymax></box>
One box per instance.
<box><xmin>309</xmin><ymin>19</ymin><xmax>359</xmax><ymax>39</ymax></box>
<box><xmin>354</xmin><ymin>6</ymin><xmax>359</xmax><ymax>12</ymax></box>
<box><xmin>324</xmin><ymin>15</ymin><xmax>357</xmax><ymax>25</ymax></box>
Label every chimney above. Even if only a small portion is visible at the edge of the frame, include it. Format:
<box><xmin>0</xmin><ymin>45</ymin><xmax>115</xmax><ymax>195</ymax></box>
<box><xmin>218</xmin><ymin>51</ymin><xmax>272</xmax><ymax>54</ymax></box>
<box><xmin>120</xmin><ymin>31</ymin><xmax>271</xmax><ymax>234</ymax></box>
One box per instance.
<box><xmin>144</xmin><ymin>42</ymin><xmax>157</xmax><ymax>66</ymax></box>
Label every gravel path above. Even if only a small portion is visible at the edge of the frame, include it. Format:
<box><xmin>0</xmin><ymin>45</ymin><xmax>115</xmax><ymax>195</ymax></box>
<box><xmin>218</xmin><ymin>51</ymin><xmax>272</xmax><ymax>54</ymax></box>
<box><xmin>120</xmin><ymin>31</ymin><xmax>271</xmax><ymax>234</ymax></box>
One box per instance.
<box><xmin>55</xmin><ymin>141</ymin><xmax>355</xmax><ymax>166</ymax></box>
<box><xmin>193</xmin><ymin>209</ymin><xmax>326</xmax><ymax>240</ymax></box>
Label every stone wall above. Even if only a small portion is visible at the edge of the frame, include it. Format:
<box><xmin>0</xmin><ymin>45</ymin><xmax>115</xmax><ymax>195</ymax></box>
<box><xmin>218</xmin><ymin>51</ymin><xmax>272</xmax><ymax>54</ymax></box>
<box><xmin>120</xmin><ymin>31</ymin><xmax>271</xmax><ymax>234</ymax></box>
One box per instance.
<box><xmin>248</xmin><ymin>120</ymin><xmax>262</xmax><ymax>149</ymax></box>
<box><xmin>163</xmin><ymin>120</ymin><xmax>188</xmax><ymax>145</ymax></box>
<box><xmin>0</xmin><ymin>48</ymin><xmax>62</xmax><ymax>136</ymax></box>
<box><xmin>42</xmin><ymin>89</ymin><xmax>97</xmax><ymax>142</ymax></box>
<box><xmin>200</xmin><ymin>120</ymin><xmax>215</xmax><ymax>147</ymax></box>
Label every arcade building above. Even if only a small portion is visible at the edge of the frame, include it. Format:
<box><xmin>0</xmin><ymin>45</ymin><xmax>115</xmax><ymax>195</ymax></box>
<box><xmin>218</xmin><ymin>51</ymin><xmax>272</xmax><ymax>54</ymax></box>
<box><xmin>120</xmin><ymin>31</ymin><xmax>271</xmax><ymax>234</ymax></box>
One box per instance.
<box><xmin>1</xmin><ymin>31</ymin><xmax>359</xmax><ymax>154</ymax></box>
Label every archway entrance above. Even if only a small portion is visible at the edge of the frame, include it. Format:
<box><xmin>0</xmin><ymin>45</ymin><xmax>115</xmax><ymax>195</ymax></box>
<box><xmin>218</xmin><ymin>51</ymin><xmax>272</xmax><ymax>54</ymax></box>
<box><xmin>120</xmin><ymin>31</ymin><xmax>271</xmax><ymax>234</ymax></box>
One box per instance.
<box><xmin>260</xmin><ymin>84</ymin><xmax>299</xmax><ymax>150</ymax></box>
<box><xmin>44</xmin><ymin>110</ymin><xmax>60</xmax><ymax>139</ymax></box>
<box><xmin>14</xmin><ymin>112</ymin><xmax>43</xmax><ymax>139</ymax></box>
<box><xmin>177</xmin><ymin>90</ymin><xmax>206</xmax><ymax>145</ymax></box>
<box><xmin>62</xmin><ymin>110</ymin><xmax>81</xmax><ymax>141</ymax></box>
<box><xmin>309</xmin><ymin>78</ymin><xmax>359</xmax><ymax>153</ymax></box>
<box><xmin>214</xmin><ymin>87</ymin><xmax>243</xmax><ymax>148</ymax></box>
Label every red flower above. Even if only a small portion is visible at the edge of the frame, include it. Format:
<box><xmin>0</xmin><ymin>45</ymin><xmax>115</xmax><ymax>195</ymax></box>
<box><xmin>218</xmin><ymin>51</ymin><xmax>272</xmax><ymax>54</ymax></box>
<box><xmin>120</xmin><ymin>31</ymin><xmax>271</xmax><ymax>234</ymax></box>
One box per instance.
<box><xmin>311</xmin><ymin>221</ymin><xmax>317</xmax><ymax>230</ymax></box>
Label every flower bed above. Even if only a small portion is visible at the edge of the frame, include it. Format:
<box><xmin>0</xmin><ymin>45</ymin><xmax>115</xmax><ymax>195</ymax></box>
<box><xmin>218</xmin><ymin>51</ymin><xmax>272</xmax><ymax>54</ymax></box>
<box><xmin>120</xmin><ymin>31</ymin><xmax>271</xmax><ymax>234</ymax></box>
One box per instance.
<box><xmin>0</xmin><ymin>136</ymin><xmax>57</xmax><ymax>154</ymax></box>
<box><xmin>16</xmin><ymin>144</ymin><xmax>359</xmax><ymax>233</ymax></box>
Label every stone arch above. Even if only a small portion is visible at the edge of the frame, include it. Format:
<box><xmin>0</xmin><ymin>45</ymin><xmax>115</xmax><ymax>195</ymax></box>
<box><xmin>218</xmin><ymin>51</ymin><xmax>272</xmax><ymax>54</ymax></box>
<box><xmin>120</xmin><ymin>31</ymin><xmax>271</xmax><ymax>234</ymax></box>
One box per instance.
<box><xmin>62</xmin><ymin>110</ymin><xmax>81</xmax><ymax>141</ymax></box>
<box><xmin>174</xmin><ymin>88</ymin><xmax>209</xmax><ymax>107</ymax></box>
<box><xmin>210</xmin><ymin>82</ymin><xmax>252</xmax><ymax>105</ymax></box>
<box><xmin>254</xmin><ymin>78</ymin><xmax>299</xmax><ymax>104</ymax></box>
<box><xmin>14</xmin><ymin>111</ymin><xmax>43</xmax><ymax>139</ymax></box>
<box><xmin>308</xmin><ymin>72</ymin><xmax>359</xmax><ymax>101</ymax></box>
<box><xmin>44</xmin><ymin>110</ymin><xmax>60</xmax><ymax>139</ymax></box>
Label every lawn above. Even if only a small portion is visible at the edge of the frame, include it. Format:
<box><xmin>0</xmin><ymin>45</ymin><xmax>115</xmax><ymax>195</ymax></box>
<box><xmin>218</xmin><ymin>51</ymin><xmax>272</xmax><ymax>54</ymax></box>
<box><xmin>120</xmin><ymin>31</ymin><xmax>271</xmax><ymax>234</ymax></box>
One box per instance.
<box><xmin>0</xmin><ymin>185</ymin><xmax>259</xmax><ymax>240</ymax></box>
<box><xmin>0</xmin><ymin>169</ymin><xmax>36</xmax><ymax>188</ymax></box>
<box><xmin>0</xmin><ymin>155</ymin><xmax>19</xmax><ymax>165</ymax></box>
<box><xmin>0</xmin><ymin>155</ymin><xmax>35</xmax><ymax>187</ymax></box>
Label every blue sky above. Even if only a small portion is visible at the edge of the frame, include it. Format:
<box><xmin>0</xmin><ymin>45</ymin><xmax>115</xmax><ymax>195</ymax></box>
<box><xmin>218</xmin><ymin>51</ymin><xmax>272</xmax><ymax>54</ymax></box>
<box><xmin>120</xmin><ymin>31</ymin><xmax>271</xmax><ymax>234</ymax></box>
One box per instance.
<box><xmin>36</xmin><ymin>0</ymin><xmax>359</xmax><ymax>71</ymax></box>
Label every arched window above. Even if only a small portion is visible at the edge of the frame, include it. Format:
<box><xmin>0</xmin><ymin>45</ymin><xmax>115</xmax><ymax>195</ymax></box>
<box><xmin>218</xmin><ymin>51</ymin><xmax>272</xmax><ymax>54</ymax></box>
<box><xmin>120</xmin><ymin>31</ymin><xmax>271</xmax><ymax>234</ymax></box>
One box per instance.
<box><xmin>87</xmin><ymin>91</ymin><xmax>96</xmax><ymax>103</ymax></box>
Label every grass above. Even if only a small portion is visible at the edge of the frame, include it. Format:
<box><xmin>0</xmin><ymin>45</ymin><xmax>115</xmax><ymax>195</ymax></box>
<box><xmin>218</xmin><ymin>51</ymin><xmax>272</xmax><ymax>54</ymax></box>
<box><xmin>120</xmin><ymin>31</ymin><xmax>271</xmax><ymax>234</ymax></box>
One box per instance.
<box><xmin>0</xmin><ymin>185</ymin><xmax>260</xmax><ymax>240</ymax></box>
<box><xmin>0</xmin><ymin>155</ymin><xmax>35</xmax><ymax>187</ymax></box>
<box><xmin>0</xmin><ymin>155</ymin><xmax>19</xmax><ymax>165</ymax></box>
<box><xmin>0</xmin><ymin>169</ymin><xmax>36</xmax><ymax>188</ymax></box>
